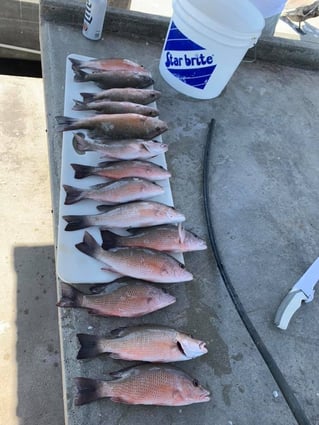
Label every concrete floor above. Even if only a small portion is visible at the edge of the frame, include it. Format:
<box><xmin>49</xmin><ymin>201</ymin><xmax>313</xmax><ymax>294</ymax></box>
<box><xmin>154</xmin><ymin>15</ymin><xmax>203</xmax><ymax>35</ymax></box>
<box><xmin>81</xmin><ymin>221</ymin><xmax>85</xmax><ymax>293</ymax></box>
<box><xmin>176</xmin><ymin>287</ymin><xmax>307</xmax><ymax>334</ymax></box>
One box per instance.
<box><xmin>0</xmin><ymin>75</ymin><xmax>64</xmax><ymax>424</ymax></box>
<box><xmin>39</xmin><ymin>2</ymin><xmax>319</xmax><ymax>424</ymax></box>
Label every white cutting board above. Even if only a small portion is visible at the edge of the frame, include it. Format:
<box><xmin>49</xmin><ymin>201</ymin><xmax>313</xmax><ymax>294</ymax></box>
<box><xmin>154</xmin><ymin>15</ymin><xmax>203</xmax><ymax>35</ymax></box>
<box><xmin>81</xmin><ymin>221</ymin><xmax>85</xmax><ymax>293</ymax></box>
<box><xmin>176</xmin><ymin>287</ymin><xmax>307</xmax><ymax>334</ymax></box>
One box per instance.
<box><xmin>56</xmin><ymin>54</ymin><xmax>179</xmax><ymax>284</ymax></box>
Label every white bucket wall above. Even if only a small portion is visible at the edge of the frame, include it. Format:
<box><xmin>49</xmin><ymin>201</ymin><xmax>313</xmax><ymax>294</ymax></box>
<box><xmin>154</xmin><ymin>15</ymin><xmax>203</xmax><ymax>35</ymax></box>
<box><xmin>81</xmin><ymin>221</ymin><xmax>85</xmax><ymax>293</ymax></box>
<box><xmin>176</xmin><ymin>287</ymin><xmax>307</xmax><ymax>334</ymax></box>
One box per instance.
<box><xmin>159</xmin><ymin>0</ymin><xmax>265</xmax><ymax>99</ymax></box>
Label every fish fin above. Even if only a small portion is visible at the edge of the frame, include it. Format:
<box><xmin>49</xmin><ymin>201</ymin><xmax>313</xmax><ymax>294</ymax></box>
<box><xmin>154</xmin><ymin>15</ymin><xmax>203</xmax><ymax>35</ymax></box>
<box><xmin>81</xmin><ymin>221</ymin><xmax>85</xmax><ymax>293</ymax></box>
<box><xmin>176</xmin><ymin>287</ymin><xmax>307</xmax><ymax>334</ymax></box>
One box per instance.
<box><xmin>176</xmin><ymin>341</ymin><xmax>187</xmax><ymax>357</ymax></box>
<box><xmin>90</xmin><ymin>182</ymin><xmax>109</xmax><ymax>190</ymax></box>
<box><xmin>109</xmin><ymin>326</ymin><xmax>128</xmax><ymax>337</ymax></box>
<box><xmin>76</xmin><ymin>231</ymin><xmax>101</xmax><ymax>257</ymax></box>
<box><xmin>96</xmin><ymin>204</ymin><xmax>112</xmax><ymax>212</ymax></box>
<box><xmin>100</xmin><ymin>230</ymin><xmax>119</xmax><ymax>250</ymax></box>
<box><xmin>72</xmin><ymin>133</ymin><xmax>91</xmax><ymax>154</ymax></box>
<box><xmin>55</xmin><ymin>116</ymin><xmax>78</xmax><ymax>132</ymax></box>
<box><xmin>98</xmin><ymin>160</ymin><xmax>113</xmax><ymax>167</ymax></box>
<box><xmin>71</xmin><ymin>163</ymin><xmax>95</xmax><ymax>179</ymax></box>
<box><xmin>109</xmin><ymin>353</ymin><xmax>123</xmax><ymax>360</ymax></box>
<box><xmin>80</xmin><ymin>92</ymin><xmax>95</xmax><ymax>103</ymax></box>
<box><xmin>69</xmin><ymin>57</ymin><xmax>82</xmax><ymax>70</ymax></box>
<box><xmin>56</xmin><ymin>282</ymin><xmax>83</xmax><ymax>308</ymax></box>
<box><xmin>110</xmin><ymin>397</ymin><xmax>129</xmax><ymax>404</ymax></box>
<box><xmin>89</xmin><ymin>282</ymin><xmax>114</xmax><ymax>294</ymax></box>
<box><xmin>73</xmin><ymin>68</ymin><xmax>89</xmax><ymax>83</ymax></box>
<box><xmin>87</xmin><ymin>308</ymin><xmax>103</xmax><ymax>316</ymax></box>
<box><xmin>72</xmin><ymin>99</ymin><xmax>88</xmax><ymax>111</ymax></box>
<box><xmin>63</xmin><ymin>185</ymin><xmax>84</xmax><ymax>205</ymax></box>
<box><xmin>77</xmin><ymin>333</ymin><xmax>104</xmax><ymax>359</ymax></box>
<box><xmin>141</xmin><ymin>141</ymin><xmax>154</xmax><ymax>153</ymax></box>
<box><xmin>74</xmin><ymin>377</ymin><xmax>105</xmax><ymax>406</ymax></box>
<box><xmin>178</xmin><ymin>223</ymin><xmax>186</xmax><ymax>244</ymax></box>
<box><xmin>101</xmin><ymin>266</ymin><xmax>119</xmax><ymax>273</ymax></box>
<box><xmin>63</xmin><ymin>215</ymin><xmax>91</xmax><ymax>231</ymax></box>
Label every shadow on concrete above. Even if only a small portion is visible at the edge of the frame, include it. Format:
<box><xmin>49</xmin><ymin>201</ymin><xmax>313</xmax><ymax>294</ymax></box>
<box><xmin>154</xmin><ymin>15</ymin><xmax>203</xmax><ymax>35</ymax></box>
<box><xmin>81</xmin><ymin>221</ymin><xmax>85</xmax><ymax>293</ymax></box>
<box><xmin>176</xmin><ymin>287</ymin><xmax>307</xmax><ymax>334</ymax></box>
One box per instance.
<box><xmin>14</xmin><ymin>245</ymin><xmax>64</xmax><ymax>425</ymax></box>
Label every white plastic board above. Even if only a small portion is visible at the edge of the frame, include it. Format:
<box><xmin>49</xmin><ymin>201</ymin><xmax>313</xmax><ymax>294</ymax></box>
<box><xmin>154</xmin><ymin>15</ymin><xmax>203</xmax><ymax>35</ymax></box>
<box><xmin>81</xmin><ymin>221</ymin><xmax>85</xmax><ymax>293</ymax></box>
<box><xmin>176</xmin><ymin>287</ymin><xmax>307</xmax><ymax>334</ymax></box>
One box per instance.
<box><xmin>56</xmin><ymin>54</ymin><xmax>180</xmax><ymax>284</ymax></box>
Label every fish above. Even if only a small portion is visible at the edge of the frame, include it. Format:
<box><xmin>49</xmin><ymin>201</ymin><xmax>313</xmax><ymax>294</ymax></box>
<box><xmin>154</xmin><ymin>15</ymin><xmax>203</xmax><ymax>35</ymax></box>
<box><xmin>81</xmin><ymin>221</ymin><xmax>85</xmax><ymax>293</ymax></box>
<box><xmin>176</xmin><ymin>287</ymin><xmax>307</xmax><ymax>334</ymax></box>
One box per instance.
<box><xmin>63</xmin><ymin>178</ymin><xmax>164</xmax><ymax>205</ymax></box>
<box><xmin>76</xmin><ymin>324</ymin><xmax>208</xmax><ymax>361</ymax></box>
<box><xmin>72</xmin><ymin>68</ymin><xmax>153</xmax><ymax>90</ymax></box>
<box><xmin>74</xmin><ymin>364</ymin><xmax>210</xmax><ymax>406</ymax></box>
<box><xmin>69</xmin><ymin>57</ymin><xmax>146</xmax><ymax>73</ymax></box>
<box><xmin>72</xmin><ymin>99</ymin><xmax>159</xmax><ymax>117</ymax></box>
<box><xmin>56</xmin><ymin>281</ymin><xmax>175</xmax><ymax>317</ymax></box>
<box><xmin>55</xmin><ymin>113</ymin><xmax>168</xmax><ymax>139</ymax></box>
<box><xmin>63</xmin><ymin>201</ymin><xmax>185</xmax><ymax>231</ymax></box>
<box><xmin>75</xmin><ymin>231</ymin><xmax>193</xmax><ymax>283</ymax></box>
<box><xmin>80</xmin><ymin>88</ymin><xmax>161</xmax><ymax>105</ymax></box>
<box><xmin>72</xmin><ymin>133</ymin><xmax>167</xmax><ymax>161</ymax></box>
<box><xmin>71</xmin><ymin>159</ymin><xmax>171</xmax><ymax>181</ymax></box>
<box><xmin>100</xmin><ymin>224</ymin><xmax>207</xmax><ymax>253</ymax></box>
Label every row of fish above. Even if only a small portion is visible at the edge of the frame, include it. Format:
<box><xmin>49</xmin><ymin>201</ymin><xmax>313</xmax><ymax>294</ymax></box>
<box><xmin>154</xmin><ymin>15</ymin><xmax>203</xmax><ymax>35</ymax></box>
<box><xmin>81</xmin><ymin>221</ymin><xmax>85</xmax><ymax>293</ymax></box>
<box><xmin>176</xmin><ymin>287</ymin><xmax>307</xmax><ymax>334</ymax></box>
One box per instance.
<box><xmin>56</xmin><ymin>57</ymin><xmax>210</xmax><ymax>407</ymax></box>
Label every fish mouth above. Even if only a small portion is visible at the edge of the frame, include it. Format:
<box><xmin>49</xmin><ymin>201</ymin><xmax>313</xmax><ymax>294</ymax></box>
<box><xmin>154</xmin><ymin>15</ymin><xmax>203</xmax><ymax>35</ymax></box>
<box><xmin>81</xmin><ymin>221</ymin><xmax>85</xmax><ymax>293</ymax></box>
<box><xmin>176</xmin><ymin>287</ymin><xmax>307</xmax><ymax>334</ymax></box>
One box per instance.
<box><xmin>199</xmin><ymin>390</ymin><xmax>210</xmax><ymax>401</ymax></box>
<box><xmin>200</xmin><ymin>342</ymin><xmax>208</xmax><ymax>354</ymax></box>
<box><xmin>166</xmin><ymin>295</ymin><xmax>177</xmax><ymax>306</ymax></box>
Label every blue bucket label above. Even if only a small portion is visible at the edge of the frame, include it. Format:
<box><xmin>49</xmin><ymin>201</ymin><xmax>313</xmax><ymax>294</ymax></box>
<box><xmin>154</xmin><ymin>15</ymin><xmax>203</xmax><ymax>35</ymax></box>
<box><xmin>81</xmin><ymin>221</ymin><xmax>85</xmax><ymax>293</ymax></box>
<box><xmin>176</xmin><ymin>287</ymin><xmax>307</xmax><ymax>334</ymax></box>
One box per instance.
<box><xmin>163</xmin><ymin>21</ymin><xmax>217</xmax><ymax>90</ymax></box>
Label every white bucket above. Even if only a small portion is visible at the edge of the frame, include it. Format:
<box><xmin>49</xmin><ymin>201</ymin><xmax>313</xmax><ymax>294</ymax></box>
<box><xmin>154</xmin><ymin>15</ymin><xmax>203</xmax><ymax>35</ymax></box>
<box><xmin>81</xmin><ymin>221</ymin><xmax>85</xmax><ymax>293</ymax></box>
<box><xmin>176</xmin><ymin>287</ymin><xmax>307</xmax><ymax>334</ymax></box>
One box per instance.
<box><xmin>159</xmin><ymin>0</ymin><xmax>265</xmax><ymax>99</ymax></box>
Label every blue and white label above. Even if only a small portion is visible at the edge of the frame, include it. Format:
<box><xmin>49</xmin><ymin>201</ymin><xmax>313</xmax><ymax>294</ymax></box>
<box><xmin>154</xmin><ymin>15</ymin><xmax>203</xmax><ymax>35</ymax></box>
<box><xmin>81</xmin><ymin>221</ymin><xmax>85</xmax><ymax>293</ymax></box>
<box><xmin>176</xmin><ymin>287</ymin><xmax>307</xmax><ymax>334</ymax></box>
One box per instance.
<box><xmin>163</xmin><ymin>21</ymin><xmax>217</xmax><ymax>90</ymax></box>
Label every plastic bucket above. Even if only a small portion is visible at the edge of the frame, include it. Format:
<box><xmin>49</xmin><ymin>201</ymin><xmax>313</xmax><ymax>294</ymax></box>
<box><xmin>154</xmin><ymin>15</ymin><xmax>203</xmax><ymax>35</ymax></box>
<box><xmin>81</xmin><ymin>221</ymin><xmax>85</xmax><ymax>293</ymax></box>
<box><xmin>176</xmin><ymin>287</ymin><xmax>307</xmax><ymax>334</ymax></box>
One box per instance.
<box><xmin>159</xmin><ymin>0</ymin><xmax>265</xmax><ymax>99</ymax></box>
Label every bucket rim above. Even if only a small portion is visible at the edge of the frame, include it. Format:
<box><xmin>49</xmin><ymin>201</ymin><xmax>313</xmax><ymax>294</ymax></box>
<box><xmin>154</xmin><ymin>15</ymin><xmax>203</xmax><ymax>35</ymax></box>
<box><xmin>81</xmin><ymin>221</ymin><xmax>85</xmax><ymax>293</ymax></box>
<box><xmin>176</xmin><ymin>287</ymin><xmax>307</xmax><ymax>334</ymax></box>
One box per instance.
<box><xmin>173</xmin><ymin>0</ymin><xmax>265</xmax><ymax>40</ymax></box>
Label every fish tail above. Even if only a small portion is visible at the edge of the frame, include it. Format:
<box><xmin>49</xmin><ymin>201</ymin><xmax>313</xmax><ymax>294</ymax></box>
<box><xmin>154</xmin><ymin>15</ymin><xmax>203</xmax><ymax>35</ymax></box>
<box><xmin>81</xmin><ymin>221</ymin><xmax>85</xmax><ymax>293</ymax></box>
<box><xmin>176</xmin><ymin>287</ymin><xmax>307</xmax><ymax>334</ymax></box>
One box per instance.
<box><xmin>100</xmin><ymin>230</ymin><xmax>119</xmax><ymax>250</ymax></box>
<box><xmin>74</xmin><ymin>377</ymin><xmax>106</xmax><ymax>406</ymax></box>
<box><xmin>71</xmin><ymin>163</ymin><xmax>95</xmax><ymax>179</ymax></box>
<box><xmin>80</xmin><ymin>92</ymin><xmax>95</xmax><ymax>103</ymax></box>
<box><xmin>56</xmin><ymin>116</ymin><xmax>79</xmax><ymax>132</ymax></box>
<box><xmin>69</xmin><ymin>57</ymin><xmax>82</xmax><ymax>70</ymax></box>
<box><xmin>75</xmin><ymin>231</ymin><xmax>101</xmax><ymax>258</ymax></box>
<box><xmin>77</xmin><ymin>333</ymin><xmax>104</xmax><ymax>359</ymax></box>
<box><xmin>63</xmin><ymin>215</ymin><xmax>91</xmax><ymax>231</ymax></box>
<box><xmin>73</xmin><ymin>68</ymin><xmax>89</xmax><ymax>83</ymax></box>
<box><xmin>56</xmin><ymin>283</ymin><xmax>83</xmax><ymax>308</ymax></box>
<box><xmin>63</xmin><ymin>184</ymin><xmax>84</xmax><ymax>205</ymax></box>
<box><xmin>72</xmin><ymin>99</ymin><xmax>88</xmax><ymax>111</ymax></box>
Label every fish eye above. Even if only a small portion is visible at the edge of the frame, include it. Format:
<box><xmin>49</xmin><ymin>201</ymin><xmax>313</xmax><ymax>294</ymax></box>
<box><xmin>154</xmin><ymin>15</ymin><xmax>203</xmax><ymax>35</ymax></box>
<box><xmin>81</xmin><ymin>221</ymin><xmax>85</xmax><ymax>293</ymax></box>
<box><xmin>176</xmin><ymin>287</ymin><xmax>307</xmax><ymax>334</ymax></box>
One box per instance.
<box><xmin>179</xmin><ymin>263</ymin><xmax>185</xmax><ymax>269</ymax></box>
<box><xmin>156</xmin><ymin>126</ymin><xmax>161</xmax><ymax>131</ymax></box>
<box><xmin>193</xmin><ymin>379</ymin><xmax>199</xmax><ymax>387</ymax></box>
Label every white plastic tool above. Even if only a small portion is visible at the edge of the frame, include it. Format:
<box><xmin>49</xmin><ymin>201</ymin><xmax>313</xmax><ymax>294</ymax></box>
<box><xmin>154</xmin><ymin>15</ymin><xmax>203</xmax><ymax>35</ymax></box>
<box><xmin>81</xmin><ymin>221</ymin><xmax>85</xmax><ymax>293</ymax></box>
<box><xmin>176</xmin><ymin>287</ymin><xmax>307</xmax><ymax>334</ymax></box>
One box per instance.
<box><xmin>274</xmin><ymin>257</ymin><xmax>319</xmax><ymax>330</ymax></box>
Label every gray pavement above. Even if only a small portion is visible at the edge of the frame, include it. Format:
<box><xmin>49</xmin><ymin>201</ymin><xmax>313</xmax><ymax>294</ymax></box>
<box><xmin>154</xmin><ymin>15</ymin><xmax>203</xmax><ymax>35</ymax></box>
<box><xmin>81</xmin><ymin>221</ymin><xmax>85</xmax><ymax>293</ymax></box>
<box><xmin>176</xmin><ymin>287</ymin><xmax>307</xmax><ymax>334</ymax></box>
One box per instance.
<box><xmin>0</xmin><ymin>75</ymin><xmax>64</xmax><ymax>424</ymax></box>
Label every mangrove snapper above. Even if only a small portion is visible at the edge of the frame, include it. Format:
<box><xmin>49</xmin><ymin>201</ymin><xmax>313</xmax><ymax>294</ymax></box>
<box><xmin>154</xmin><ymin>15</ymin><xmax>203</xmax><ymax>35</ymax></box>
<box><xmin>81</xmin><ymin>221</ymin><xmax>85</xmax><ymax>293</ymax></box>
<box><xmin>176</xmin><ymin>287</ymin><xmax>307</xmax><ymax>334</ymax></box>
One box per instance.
<box><xmin>56</xmin><ymin>281</ymin><xmax>175</xmax><ymax>317</ymax></box>
<box><xmin>77</xmin><ymin>324</ymin><xmax>207</xmax><ymax>362</ymax></box>
<box><xmin>75</xmin><ymin>364</ymin><xmax>210</xmax><ymax>406</ymax></box>
<box><xmin>75</xmin><ymin>231</ymin><xmax>193</xmax><ymax>283</ymax></box>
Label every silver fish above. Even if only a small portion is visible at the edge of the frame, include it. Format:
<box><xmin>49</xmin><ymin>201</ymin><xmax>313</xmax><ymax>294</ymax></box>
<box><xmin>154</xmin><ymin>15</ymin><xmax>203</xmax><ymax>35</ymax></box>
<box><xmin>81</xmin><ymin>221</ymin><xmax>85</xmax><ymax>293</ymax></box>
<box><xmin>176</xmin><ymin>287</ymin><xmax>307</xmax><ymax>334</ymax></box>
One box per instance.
<box><xmin>72</xmin><ymin>133</ymin><xmax>167</xmax><ymax>161</ymax></box>
<box><xmin>101</xmin><ymin>224</ymin><xmax>207</xmax><ymax>252</ymax></box>
<box><xmin>73</xmin><ymin>99</ymin><xmax>159</xmax><ymax>117</ymax></box>
<box><xmin>63</xmin><ymin>178</ymin><xmax>164</xmax><ymax>205</ymax></box>
<box><xmin>80</xmin><ymin>88</ymin><xmax>161</xmax><ymax>105</ymax></box>
<box><xmin>63</xmin><ymin>201</ymin><xmax>185</xmax><ymax>231</ymax></box>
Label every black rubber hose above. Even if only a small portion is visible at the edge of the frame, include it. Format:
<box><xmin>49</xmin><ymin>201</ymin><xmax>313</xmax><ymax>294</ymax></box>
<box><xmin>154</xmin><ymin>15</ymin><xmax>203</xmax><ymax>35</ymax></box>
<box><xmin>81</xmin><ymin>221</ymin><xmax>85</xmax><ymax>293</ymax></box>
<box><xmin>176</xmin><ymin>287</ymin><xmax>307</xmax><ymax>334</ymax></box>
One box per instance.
<box><xmin>203</xmin><ymin>119</ymin><xmax>311</xmax><ymax>425</ymax></box>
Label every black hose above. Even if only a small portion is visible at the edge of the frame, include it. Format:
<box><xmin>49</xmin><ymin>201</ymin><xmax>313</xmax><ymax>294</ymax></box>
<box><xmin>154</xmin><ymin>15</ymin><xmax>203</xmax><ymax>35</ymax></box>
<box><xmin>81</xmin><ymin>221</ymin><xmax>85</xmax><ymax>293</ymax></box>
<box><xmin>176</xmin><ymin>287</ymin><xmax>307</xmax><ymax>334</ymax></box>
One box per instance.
<box><xmin>203</xmin><ymin>119</ymin><xmax>311</xmax><ymax>425</ymax></box>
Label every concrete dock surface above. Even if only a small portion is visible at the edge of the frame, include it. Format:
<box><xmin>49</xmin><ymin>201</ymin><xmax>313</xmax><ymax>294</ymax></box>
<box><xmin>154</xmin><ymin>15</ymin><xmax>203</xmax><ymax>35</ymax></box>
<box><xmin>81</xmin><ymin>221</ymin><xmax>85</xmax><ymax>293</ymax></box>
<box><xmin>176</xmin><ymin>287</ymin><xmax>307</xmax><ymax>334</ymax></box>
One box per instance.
<box><xmin>1</xmin><ymin>1</ymin><xmax>319</xmax><ymax>424</ymax></box>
